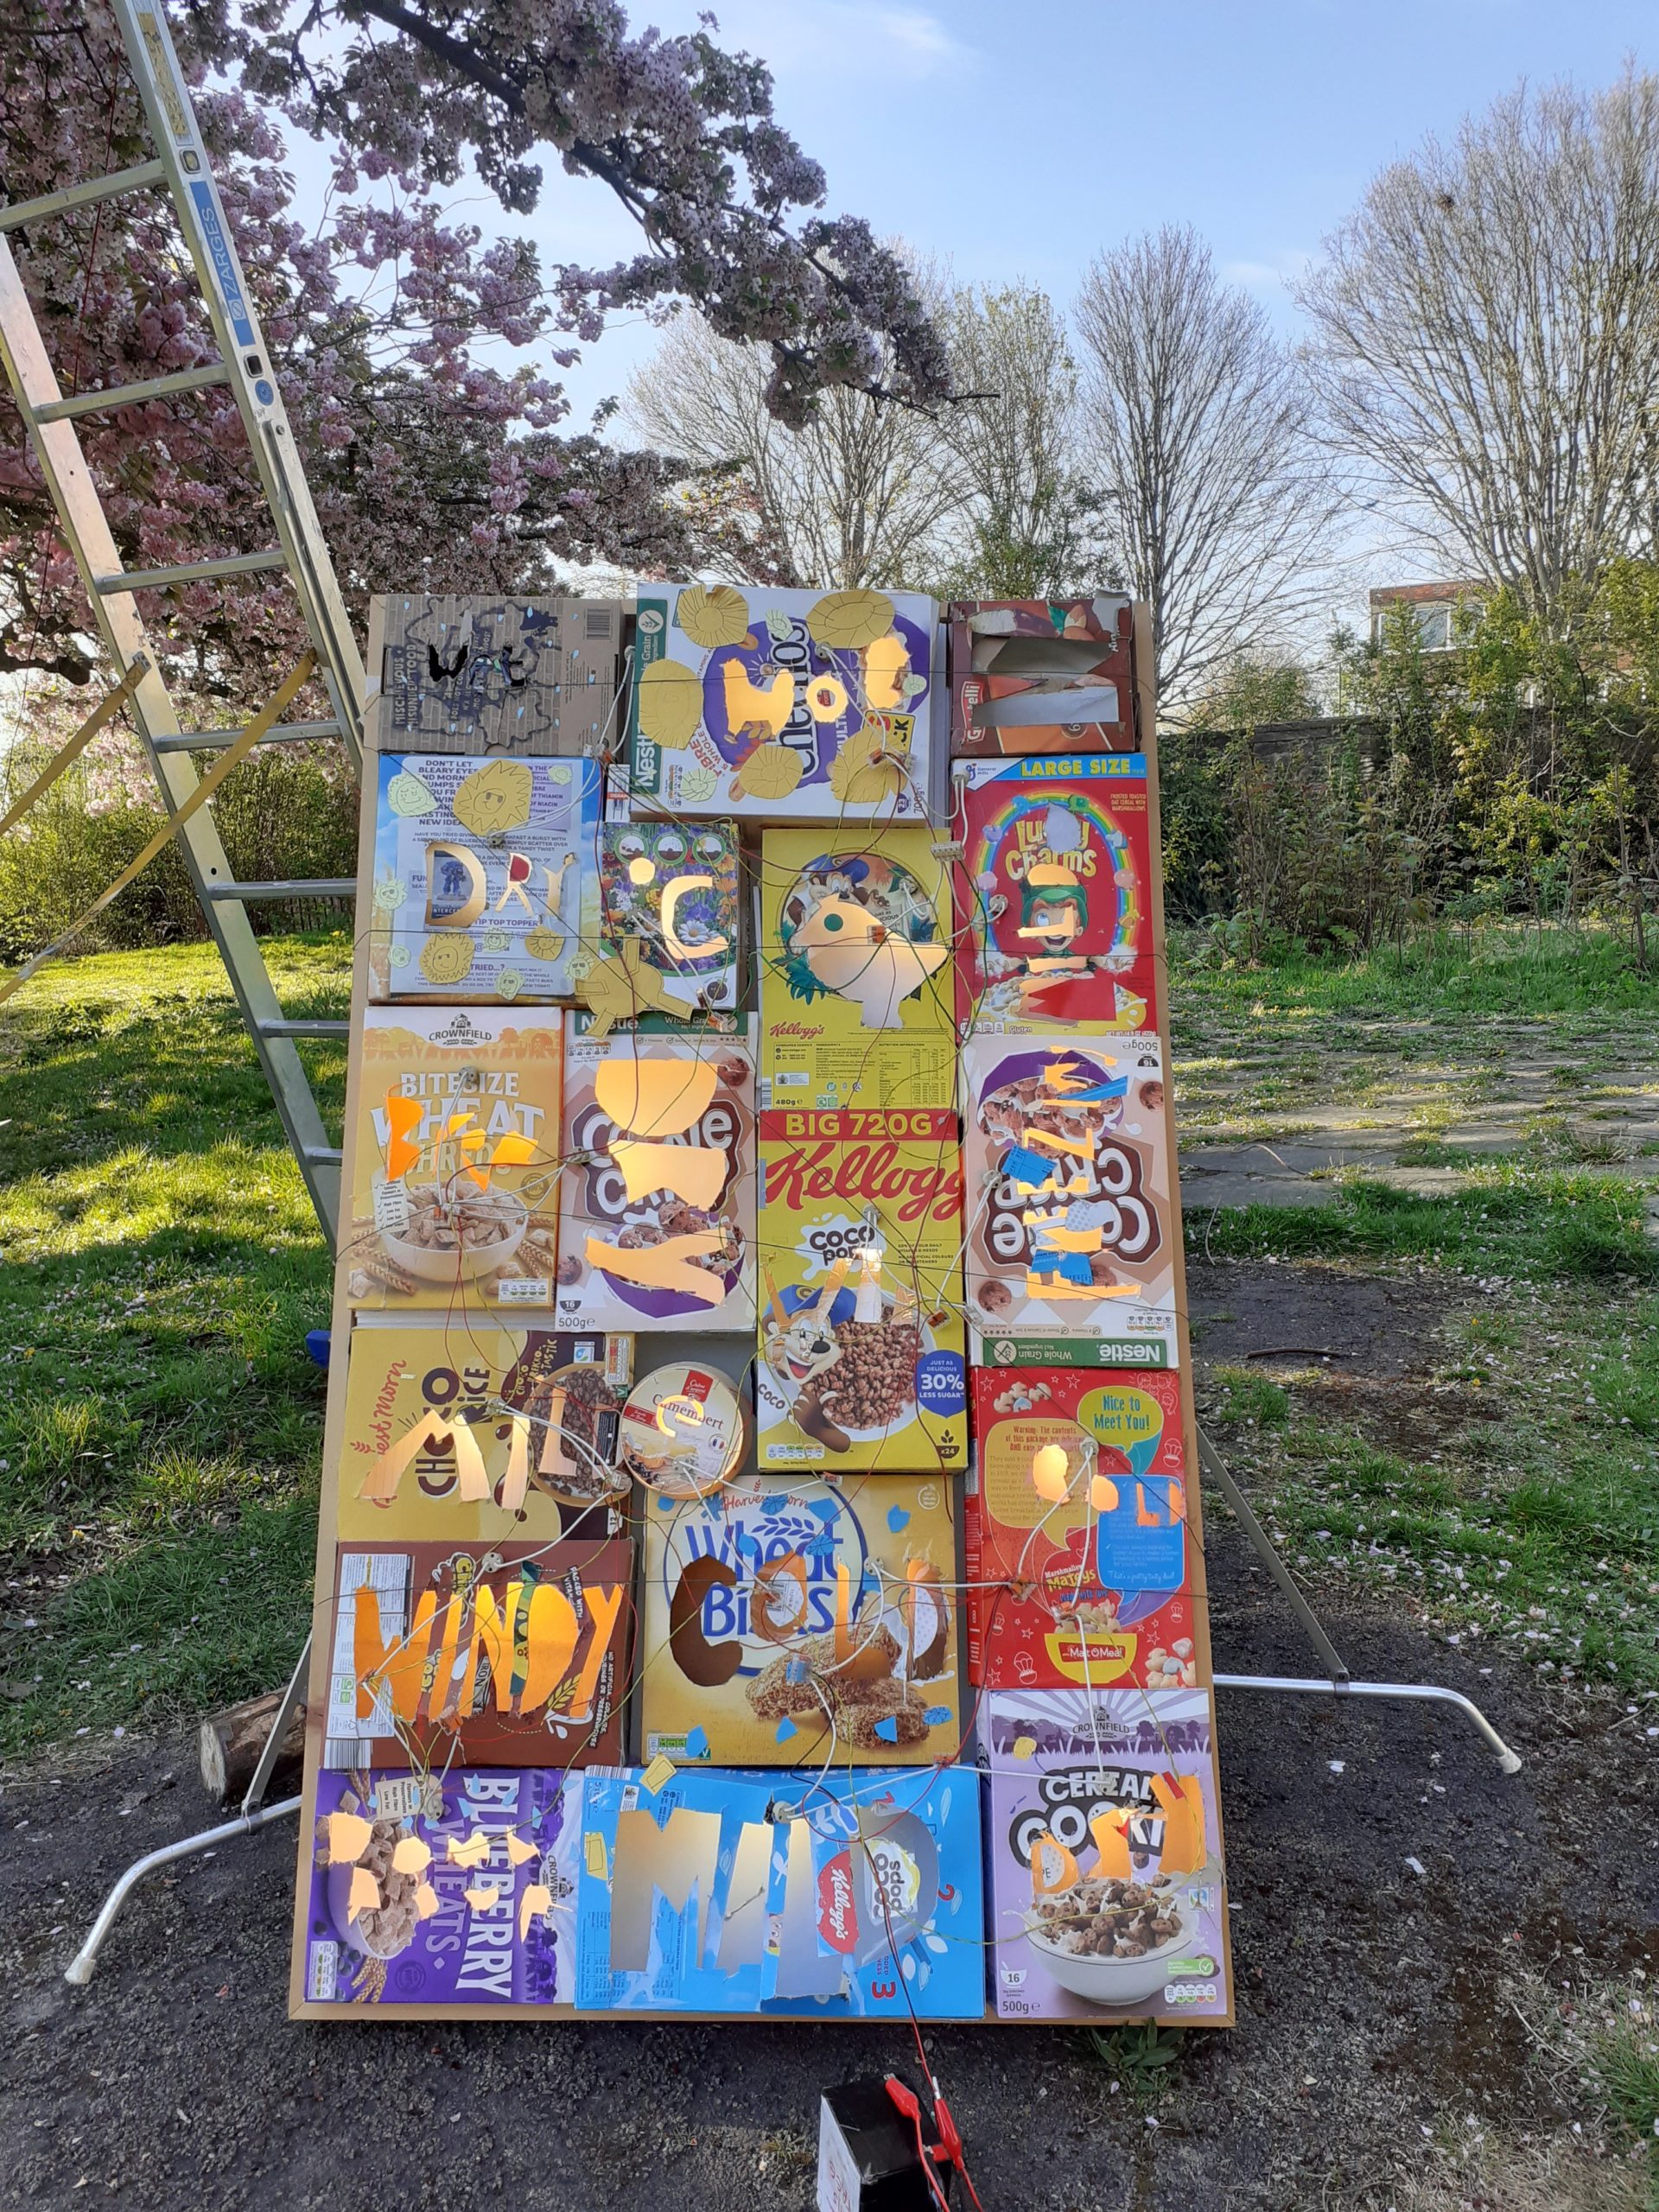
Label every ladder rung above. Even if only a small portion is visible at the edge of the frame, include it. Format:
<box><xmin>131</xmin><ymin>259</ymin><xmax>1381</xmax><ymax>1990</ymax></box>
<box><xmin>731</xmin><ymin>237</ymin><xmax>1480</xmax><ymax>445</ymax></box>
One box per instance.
<box><xmin>302</xmin><ymin>1146</ymin><xmax>344</xmax><ymax>1166</ymax></box>
<box><xmin>0</xmin><ymin>161</ymin><xmax>167</xmax><ymax>233</ymax></box>
<box><xmin>257</xmin><ymin>1018</ymin><xmax>349</xmax><ymax>1039</ymax></box>
<box><xmin>36</xmin><ymin>364</ymin><xmax>231</xmax><ymax>423</ymax></box>
<box><xmin>203</xmin><ymin>879</ymin><xmax>357</xmax><ymax>902</ymax></box>
<box><xmin>154</xmin><ymin>719</ymin><xmax>342</xmax><ymax>755</ymax></box>
<box><xmin>95</xmin><ymin>550</ymin><xmax>289</xmax><ymax>594</ymax></box>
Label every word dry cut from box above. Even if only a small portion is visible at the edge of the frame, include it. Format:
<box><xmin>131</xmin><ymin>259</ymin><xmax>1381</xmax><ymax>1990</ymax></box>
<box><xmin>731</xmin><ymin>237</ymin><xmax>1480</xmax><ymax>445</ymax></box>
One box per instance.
<box><xmin>290</xmin><ymin>588</ymin><xmax>1232</xmax><ymax>2028</ymax></box>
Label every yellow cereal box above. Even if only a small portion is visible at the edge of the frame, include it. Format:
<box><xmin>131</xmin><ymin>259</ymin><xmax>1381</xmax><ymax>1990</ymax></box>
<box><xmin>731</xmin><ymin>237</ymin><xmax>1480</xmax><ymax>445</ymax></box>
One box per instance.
<box><xmin>639</xmin><ymin>1470</ymin><xmax>962</xmax><ymax>1764</ymax></box>
<box><xmin>755</xmin><ymin>1108</ymin><xmax>967</xmax><ymax>1473</ymax></box>
<box><xmin>759</xmin><ymin>827</ymin><xmax>957</xmax><ymax>1111</ymax></box>
<box><xmin>345</xmin><ymin>1007</ymin><xmax>563</xmax><ymax>1311</ymax></box>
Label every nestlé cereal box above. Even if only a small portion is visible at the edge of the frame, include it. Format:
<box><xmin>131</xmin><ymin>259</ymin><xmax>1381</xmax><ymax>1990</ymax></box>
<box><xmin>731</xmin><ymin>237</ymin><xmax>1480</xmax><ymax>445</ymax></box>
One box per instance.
<box><xmin>639</xmin><ymin>1471</ymin><xmax>962</xmax><ymax>1765</ymax></box>
<box><xmin>966</xmin><ymin>1366</ymin><xmax>1198</xmax><ymax>1690</ymax></box>
<box><xmin>629</xmin><ymin>584</ymin><xmax>938</xmax><ymax>822</ymax></box>
<box><xmin>962</xmin><ymin>1034</ymin><xmax>1178</xmax><ymax>1363</ymax></box>
<box><xmin>755</xmin><ymin>1108</ymin><xmax>967</xmax><ymax>1473</ymax></box>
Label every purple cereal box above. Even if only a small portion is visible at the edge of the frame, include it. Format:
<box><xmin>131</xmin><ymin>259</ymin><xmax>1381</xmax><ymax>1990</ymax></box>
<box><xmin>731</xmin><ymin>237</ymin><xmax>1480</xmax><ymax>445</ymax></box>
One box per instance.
<box><xmin>301</xmin><ymin>1768</ymin><xmax>584</xmax><ymax>2010</ymax></box>
<box><xmin>984</xmin><ymin>1688</ymin><xmax>1231</xmax><ymax>2025</ymax></box>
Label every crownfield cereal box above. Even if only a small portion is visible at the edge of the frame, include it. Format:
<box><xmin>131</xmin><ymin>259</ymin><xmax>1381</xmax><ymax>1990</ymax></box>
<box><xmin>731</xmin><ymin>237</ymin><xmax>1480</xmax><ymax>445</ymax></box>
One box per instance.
<box><xmin>983</xmin><ymin>1688</ymin><xmax>1230</xmax><ymax>2025</ymax></box>
<box><xmin>755</xmin><ymin>1109</ymin><xmax>967</xmax><ymax>1473</ymax></box>
<box><xmin>344</xmin><ymin>1006</ymin><xmax>563</xmax><ymax>1312</ymax></box>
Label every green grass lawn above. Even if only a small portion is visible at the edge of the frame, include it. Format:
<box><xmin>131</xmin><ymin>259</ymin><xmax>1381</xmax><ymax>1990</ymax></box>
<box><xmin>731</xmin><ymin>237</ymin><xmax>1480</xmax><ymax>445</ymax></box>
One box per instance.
<box><xmin>0</xmin><ymin>933</ymin><xmax>348</xmax><ymax>1759</ymax></box>
<box><xmin>1</xmin><ymin>925</ymin><xmax>1656</xmax><ymax>1765</ymax></box>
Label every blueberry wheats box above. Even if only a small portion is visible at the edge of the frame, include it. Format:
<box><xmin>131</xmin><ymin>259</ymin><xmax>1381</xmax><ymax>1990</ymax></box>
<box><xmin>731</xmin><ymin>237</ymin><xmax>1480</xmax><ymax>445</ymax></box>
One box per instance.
<box><xmin>984</xmin><ymin>1688</ymin><xmax>1230</xmax><ymax>2025</ymax></box>
<box><xmin>299</xmin><ymin>1769</ymin><xmax>583</xmax><ymax>2012</ymax></box>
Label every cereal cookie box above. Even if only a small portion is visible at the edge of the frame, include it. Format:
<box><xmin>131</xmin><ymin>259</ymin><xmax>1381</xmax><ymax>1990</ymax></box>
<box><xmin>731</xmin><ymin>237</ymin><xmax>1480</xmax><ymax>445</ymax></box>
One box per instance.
<box><xmin>639</xmin><ymin>1471</ymin><xmax>962</xmax><ymax>1766</ymax></box>
<box><xmin>368</xmin><ymin>751</ymin><xmax>600</xmax><ymax>1001</ymax></box>
<box><xmin>298</xmin><ymin>1768</ymin><xmax>583</xmax><ymax>2012</ymax></box>
<box><xmin>962</xmin><ymin>1034</ymin><xmax>1178</xmax><ymax>1363</ymax></box>
<box><xmin>345</xmin><ymin>1006</ymin><xmax>563</xmax><ymax>1311</ymax></box>
<box><xmin>755</xmin><ymin>1109</ymin><xmax>967</xmax><ymax>1473</ymax></box>
<box><xmin>966</xmin><ymin>1366</ymin><xmax>1198</xmax><ymax>1690</ymax></box>
<box><xmin>629</xmin><ymin>584</ymin><xmax>938</xmax><ymax>822</ymax></box>
<box><xmin>335</xmin><ymin>1324</ymin><xmax>634</xmax><ymax>1543</ymax></box>
<box><xmin>760</xmin><ymin>827</ymin><xmax>957</xmax><ymax>1112</ymax></box>
<box><xmin>984</xmin><ymin>1688</ymin><xmax>1230</xmax><ymax>2024</ymax></box>
<box><xmin>556</xmin><ymin>1015</ymin><xmax>756</xmax><ymax>1332</ymax></box>
<box><xmin>957</xmin><ymin>754</ymin><xmax>1157</xmax><ymax>1035</ymax></box>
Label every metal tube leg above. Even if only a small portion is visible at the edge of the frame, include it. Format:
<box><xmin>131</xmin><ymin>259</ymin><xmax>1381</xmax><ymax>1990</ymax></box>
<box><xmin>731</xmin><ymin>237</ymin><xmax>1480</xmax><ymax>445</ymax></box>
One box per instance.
<box><xmin>1213</xmin><ymin>1673</ymin><xmax>1522</xmax><ymax>1773</ymax></box>
<box><xmin>64</xmin><ymin>1796</ymin><xmax>302</xmax><ymax>1987</ymax></box>
<box><xmin>1197</xmin><ymin>1427</ymin><xmax>1351</xmax><ymax>1684</ymax></box>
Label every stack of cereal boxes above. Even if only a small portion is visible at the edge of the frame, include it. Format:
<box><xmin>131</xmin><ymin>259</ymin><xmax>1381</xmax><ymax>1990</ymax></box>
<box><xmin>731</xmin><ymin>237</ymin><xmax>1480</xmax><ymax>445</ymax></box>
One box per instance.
<box><xmin>290</xmin><ymin>582</ymin><xmax>1230</xmax><ymax>2030</ymax></box>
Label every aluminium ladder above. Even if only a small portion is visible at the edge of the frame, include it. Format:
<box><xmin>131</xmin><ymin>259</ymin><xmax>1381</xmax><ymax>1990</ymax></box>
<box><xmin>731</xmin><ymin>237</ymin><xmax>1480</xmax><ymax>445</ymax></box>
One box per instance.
<box><xmin>0</xmin><ymin>0</ymin><xmax>365</xmax><ymax>1243</ymax></box>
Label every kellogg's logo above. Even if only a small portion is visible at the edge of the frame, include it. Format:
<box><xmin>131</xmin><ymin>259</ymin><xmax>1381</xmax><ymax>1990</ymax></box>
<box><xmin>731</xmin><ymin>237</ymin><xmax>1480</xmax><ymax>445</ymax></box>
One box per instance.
<box><xmin>764</xmin><ymin>1141</ymin><xmax>961</xmax><ymax>1228</ymax></box>
<box><xmin>817</xmin><ymin>1853</ymin><xmax>860</xmax><ymax>1952</ymax></box>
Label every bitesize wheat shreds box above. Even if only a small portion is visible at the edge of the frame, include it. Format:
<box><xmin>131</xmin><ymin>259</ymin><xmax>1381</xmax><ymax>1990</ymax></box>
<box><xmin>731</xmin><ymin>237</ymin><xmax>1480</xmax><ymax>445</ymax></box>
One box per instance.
<box><xmin>755</xmin><ymin>1109</ymin><xmax>967</xmax><ymax>1473</ymax></box>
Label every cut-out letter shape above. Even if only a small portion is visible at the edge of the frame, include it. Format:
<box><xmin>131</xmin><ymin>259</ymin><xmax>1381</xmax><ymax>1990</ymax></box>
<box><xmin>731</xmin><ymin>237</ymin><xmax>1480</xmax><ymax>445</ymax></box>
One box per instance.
<box><xmin>463</xmin><ymin>1883</ymin><xmax>500</xmax><ymax>1912</ymax></box>
<box><xmin>358</xmin><ymin>1412</ymin><xmax>492</xmax><ymax>1508</ymax></box>
<box><xmin>1032</xmin><ymin>1443</ymin><xmax>1071</xmax><ymax>1503</ymax></box>
<box><xmin>608</xmin><ymin>1139</ymin><xmax>727</xmax><ymax>1209</ymax></box>
<box><xmin>414</xmin><ymin>1882</ymin><xmax>440</xmax><ymax>1921</ymax></box>
<box><xmin>1090</xmin><ymin>1805</ymin><xmax>1135</xmax><ymax>1882</ymax></box>
<box><xmin>391</xmin><ymin>1835</ymin><xmax>433</xmax><ymax>1878</ymax></box>
<box><xmin>578</xmin><ymin>940</ymin><xmax>672</xmax><ymax>1039</ymax></box>
<box><xmin>790</xmin><ymin>896</ymin><xmax>948</xmax><ymax>1029</ymax></box>
<box><xmin>752</xmin><ymin>1552</ymin><xmax>809</xmax><ymax>1643</ymax></box>
<box><xmin>721</xmin><ymin>660</ymin><xmax>792</xmax><ymax>737</ymax></box>
<box><xmin>423</xmin><ymin>842</ymin><xmax>487</xmax><ymax>931</ymax></box>
<box><xmin>1028</xmin><ymin>1830</ymin><xmax>1079</xmax><ymax>1899</ymax></box>
<box><xmin>594</xmin><ymin>1058</ymin><xmax>718</xmax><ymax>1141</ymax></box>
<box><xmin>1090</xmin><ymin>1473</ymin><xmax>1119</xmax><ymax>1513</ymax></box>
<box><xmin>636</xmin><ymin>657</ymin><xmax>704</xmax><ymax>747</ymax></box>
<box><xmin>503</xmin><ymin>1830</ymin><xmax>538</xmax><ymax>1867</ymax></box>
<box><xmin>446</xmin><ymin>1830</ymin><xmax>493</xmax><ymax>1869</ymax></box>
<box><xmin>518</xmin><ymin>1881</ymin><xmax>553</xmax><ymax>1942</ymax></box>
<box><xmin>659</xmin><ymin>874</ymin><xmax>730</xmax><ymax>966</ymax></box>
<box><xmin>585</xmin><ymin>1230</ymin><xmax>728</xmax><ymax>1303</ymax></box>
<box><xmin>1152</xmin><ymin>1773</ymin><xmax>1207</xmax><ymax>1876</ymax></box>
<box><xmin>667</xmin><ymin>1554</ymin><xmax>743</xmax><ymax>1688</ymax></box>
<box><xmin>385</xmin><ymin>1092</ymin><xmax>425</xmax><ymax>1180</ymax></box>
<box><xmin>609</xmin><ymin>1807</ymin><xmax>723</xmax><ymax>1971</ymax></box>
<box><xmin>861</xmin><ymin>632</ymin><xmax>908</xmax><ymax>710</ymax></box>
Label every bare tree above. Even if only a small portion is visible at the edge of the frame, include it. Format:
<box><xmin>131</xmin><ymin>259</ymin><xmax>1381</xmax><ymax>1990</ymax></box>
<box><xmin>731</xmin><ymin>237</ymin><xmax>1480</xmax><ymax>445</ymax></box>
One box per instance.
<box><xmin>1076</xmin><ymin>226</ymin><xmax>1340</xmax><ymax>715</ymax></box>
<box><xmin>1297</xmin><ymin>70</ymin><xmax>1659</xmax><ymax>616</ymax></box>
<box><xmin>934</xmin><ymin>283</ymin><xmax>1094</xmax><ymax>598</ymax></box>
<box><xmin>626</xmin><ymin>310</ymin><xmax>961</xmax><ymax>590</ymax></box>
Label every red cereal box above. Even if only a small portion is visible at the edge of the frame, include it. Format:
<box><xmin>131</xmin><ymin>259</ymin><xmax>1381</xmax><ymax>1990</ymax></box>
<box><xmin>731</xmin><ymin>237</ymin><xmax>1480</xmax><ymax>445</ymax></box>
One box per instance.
<box><xmin>966</xmin><ymin>1365</ymin><xmax>1200</xmax><ymax>1690</ymax></box>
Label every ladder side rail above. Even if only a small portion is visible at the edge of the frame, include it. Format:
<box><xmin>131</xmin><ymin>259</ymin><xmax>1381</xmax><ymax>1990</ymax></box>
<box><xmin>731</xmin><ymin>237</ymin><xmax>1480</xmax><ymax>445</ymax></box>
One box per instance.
<box><xmin>107</xmin><ymin>0</ymin><xmax>366</xmax><ymax>770</ymax></box>
<box><xmin>0</xmin><ymin>237</ymin><xmax>341</xmax><ymax>1243</ymax></box>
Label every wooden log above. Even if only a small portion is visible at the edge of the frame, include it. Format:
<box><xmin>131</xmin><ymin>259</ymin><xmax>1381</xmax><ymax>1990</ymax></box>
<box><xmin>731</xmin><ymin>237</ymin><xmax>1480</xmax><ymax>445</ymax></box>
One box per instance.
<box><xmin>198</xmin><ymin>1688</ymin><xmax>307</xmax><ymax>1804</ymax></box>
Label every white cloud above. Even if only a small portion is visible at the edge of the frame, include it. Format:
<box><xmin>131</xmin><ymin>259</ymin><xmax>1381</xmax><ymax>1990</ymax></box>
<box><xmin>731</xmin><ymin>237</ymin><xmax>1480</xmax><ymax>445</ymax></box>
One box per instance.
<box><xmin>1223</xmin><ymin>249</ymin><xmax>1315</xmax><ymax>290</ymax></box>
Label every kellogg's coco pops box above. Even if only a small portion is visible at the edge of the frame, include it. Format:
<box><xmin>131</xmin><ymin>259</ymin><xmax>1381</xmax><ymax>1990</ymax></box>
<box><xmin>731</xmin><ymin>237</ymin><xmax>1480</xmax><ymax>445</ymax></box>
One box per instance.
<box><xmin>983</xmin><ymin>1688</ymin><xmax>1230</xmax><ymax>2026</ymax></box>
<box><xmin>628</xmin><ymin>584</ymin><xmax>938</xmax><ymax>822</ymax></box>
<box><xmin>344</xmin><ymin>1005</ymin><xmax>563</xmax><ymax>1312</ymax></box>
<box><xmin>755</xmin><ymin>1109</ymin><xmax>967</xmax><ymax>1473</ymax></box>
<box><xmin>962</xmin><ymin>1033</ymin><xmax>1178</xmax><ymax>1364</ymax></box>
<box><xmin>966</xmin><ymin>1365</ymin><xmax>1200</xmax><ymax>1691</ymax></box>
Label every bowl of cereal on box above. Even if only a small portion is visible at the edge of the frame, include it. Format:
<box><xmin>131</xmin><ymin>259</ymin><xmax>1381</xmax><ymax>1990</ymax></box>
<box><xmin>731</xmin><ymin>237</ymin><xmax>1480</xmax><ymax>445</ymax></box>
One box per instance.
<box><xmin>327</xmin><ymin>1819</ymin><xmax>423</xmax><ymax>1961</ymax></box>
<box><xmin>763</xmin><ymin>1280</ymin><xmax>934</xmax><ymax>1451</ymax></box>
<box><xmin>1024</xmin><ymin>1873</ymin><xmax>1190</xmax><ymax>2007</ymax></box>
<box><xmin>381</xmin><ymin>1184</ymin><xmax>529</xmax><ymax>1283</ymax></box>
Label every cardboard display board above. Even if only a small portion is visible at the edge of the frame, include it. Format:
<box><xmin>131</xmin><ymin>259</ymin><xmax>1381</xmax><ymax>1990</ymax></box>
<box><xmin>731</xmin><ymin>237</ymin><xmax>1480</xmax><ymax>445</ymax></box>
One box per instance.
<box><xmin>291</xmin><ymin>591</ymin><xmax>1231</xmax><ymax>2029</ymax></box>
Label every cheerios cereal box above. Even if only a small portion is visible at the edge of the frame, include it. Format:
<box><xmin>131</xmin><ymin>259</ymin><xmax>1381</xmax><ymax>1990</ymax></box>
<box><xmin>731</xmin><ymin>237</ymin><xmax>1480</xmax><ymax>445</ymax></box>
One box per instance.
<box><xmin>983</xmin><ymin>1688</ymin><xmax>1231</xmax><ymax>2025</ymax></box>
<box><xmin>966</xmin><ymin>1365</ymin><xmax>1200</xmax><ymax>1690</ymax></box>
<box><xmin>628</xmin><ymin>584</ymin><xmax>938</xmax><ymax>822</ymax></box>
<box><xmin>367</xmin><ymin>751</ymin><xmax>601</xmax><ymax>1002</ymax></box>
<box><xmin>345</xmin><ymin>1006</ymin><xmax>563</xmax><ymax>1312</ymax></box>
<box><xmin>638</xmin><ymin>1471</ymin><xmax>962</xmax><ymax>1765</ymax></box>
<box><xmin>755</xmin><ymin>1108</ymin><xmax>967</xmax><ymax>1474</ymax></box>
